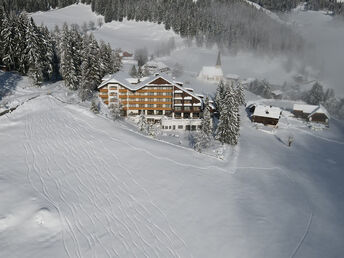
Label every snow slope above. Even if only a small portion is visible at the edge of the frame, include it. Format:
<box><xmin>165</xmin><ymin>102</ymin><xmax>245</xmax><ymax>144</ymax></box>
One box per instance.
<box><xmin>1</xmin><ymin>73</ymin><xmax>344</xmax><ymax>257</ymax></box>
<box><xmin>31</xmin><ymin>3</ymin><xmax>104</xmax><ymax>30</ymax></box>
<box><xmin>31</xmin><ymin>4</ymin><xmax>182</xmax><ymax>53</ymax></box>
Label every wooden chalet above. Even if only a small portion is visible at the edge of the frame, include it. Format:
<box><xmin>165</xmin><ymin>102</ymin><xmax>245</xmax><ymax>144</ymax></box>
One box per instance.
<box><xmin>293</xmin><ymin>104</ymin><xmax>330</xmax><ymax>125</ymax></box>
<box><xmin>249</xmin><ymin>104</ymin><xmax>282</xmax><ymax>126</ymax></box>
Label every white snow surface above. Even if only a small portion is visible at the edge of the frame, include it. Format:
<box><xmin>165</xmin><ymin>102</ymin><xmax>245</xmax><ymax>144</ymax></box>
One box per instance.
<box><xmin>1</xmin><ymin>72</ymin><xmax>344</xmax><ymax>257</ymax></box>
<box><xmin>252</xmin><ymin>105</ymin><xmax>281</xmax><ymax>119</ymax></box>
<box><xmin>30</xmin><ymin>3</ymin><xmax>104</xmax><ymax>29</ymax></box>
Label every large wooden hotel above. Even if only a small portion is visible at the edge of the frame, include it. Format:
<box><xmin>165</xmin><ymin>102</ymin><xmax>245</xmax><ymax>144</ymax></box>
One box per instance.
<box><xmin>98</xmin><ymin>72</ymin><xmax>214</xmax><ymax>131</ymax></box>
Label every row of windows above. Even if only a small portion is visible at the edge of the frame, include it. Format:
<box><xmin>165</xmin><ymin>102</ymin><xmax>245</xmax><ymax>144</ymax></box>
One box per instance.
<box><xmin>175</xmin><ymin>107</ymin><xmax>200</xmax><ymax>111</ymax></box>
<box><xmin>145</xmin><ymin>86</ymin><xmax>172</xmax><ymax>90</ymax></box>
<box><xmin>162</xmin><ymin>125</ymin><xmax>201</xmax><ymax>131</ymax></box>
<box><xmin>128</xmin><ymin>98</ymin><xmax>171</xmax><ymax>102</ymax></box>
<box><xmin>127</xmin><ymin>92</ymin><xmax>172</xmax><ymax>96</ymax></box>
<box><xmin>128</xmin><ymin>104</ymin><xmax>172</xmax><ymax>108</ymax></box>
<box><xmin>175</xmin><ymin>100</ymin><xmax>192</xmax><ymax>104</ymax></box>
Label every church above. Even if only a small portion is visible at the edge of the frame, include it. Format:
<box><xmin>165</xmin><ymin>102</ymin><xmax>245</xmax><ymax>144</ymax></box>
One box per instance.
<box><xmin>197</xmin><ymin>52</ymin><xmax>224</xmax><ymax>83</ymax></box>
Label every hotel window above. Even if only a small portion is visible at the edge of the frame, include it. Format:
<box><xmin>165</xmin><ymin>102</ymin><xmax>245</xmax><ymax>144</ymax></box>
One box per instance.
<box><xmin>165</xmin><ymin>104</ymin><xmax>171</xmax><ymax>108</ymax></box>
<box><xmin>193</xmin><ymin>106</ymin><xmax>200</xmax><ymax>111</ymax></box>
<box><xmin>129</xmin><ymin>104</ymin><xmax>136</xmax><ymax>107</ymax></box>
<box><xmin>147</xmin><ymin>104</ymin><xmax>154</xmax><ymax>108</ymax></box>
<box><xmin>178</xmin><ymin>125</ymin><xmax>183</xmax><ymax>129</ymax></box>
<box><xmin>175</xmin><ymin>106</ymin><xmax>182</xmax><ymax>111</ymax></box>
<box><xmin>148</xmin><ymin>92</ymin><xmax>155</xmax><ymax>96</ymax></box>
<box><xmin>139</xmin><ymin>104</ymin><xmax>145</xmax><ymax>107</ymax></box>
<box><xmin>157</xmin><ymin>104</ymin><xmax>163</xmax><ymax>108</ymax></box>
<box><xmin>175</xmin><ymin>100</ymin><xmax>182</xmax><ymax>104</ymax></box>
<box><xmin>139</xmin><ymin>98</ymin><xmax>145</xmax><ymax>101</ymax></box>
<box><xmin>184</xmin><ymin>100</ymin><xmax>192</xmax><ymax>104</ymax></box>
<box><xmin>175</xmin><ymin>93</ymin><xmax>183</xmax><ymax>98</ymax></box>
<box><xmin>165</xmin><ymin>92</ymin><xmax>172</xmax><ymax>96</ymax></box>
<box><xmin>184</xmin><ymin>106</ymin><xmax>191</xmax><ymax>111</ymax></box>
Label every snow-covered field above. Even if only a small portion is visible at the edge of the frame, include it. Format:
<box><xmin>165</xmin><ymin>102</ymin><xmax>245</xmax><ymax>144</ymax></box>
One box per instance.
<box><xmin>1</xmin><ymin>71</ymin><xmax>344</xmax><ymax>257</ymax></box>
<box><xmin>1</xmin><ymin>4</ymin><xmax>343</xmax><ymax>257</ymax></box>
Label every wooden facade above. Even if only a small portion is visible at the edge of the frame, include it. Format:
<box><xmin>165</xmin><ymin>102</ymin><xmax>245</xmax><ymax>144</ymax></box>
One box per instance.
<box><xmin>252</xmin><ymin>116</ymin><xmax>279</xmax><ymax>126</ymax></box>
<box><xmin>98</xmin><ymin>75</ymin><xmax>203</xmax><ymax>119</ymax></box>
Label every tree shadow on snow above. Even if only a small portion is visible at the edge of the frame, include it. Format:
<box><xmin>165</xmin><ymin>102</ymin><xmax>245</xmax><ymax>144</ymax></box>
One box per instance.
<box><xmin>0</xmin><ymin>72</ymin><xmax>22</xmax><ymax>101</ymax></box>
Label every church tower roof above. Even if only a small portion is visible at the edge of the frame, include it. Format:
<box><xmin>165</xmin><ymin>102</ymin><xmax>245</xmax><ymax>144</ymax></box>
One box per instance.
<box><xmin>216</xmin><ymin>51</ymin><xmax>221</xmax><ymax>67</ymax></box>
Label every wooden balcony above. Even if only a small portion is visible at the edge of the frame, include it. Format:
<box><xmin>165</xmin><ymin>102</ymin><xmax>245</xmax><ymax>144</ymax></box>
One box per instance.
<box><xmin>99</xmin><ymin>88</ymin><xmax>108</xmax><ymax>93</ymax></box>
<box><xmin>123</xmin><ymin>107</ymin><xmax>172</xmax><ymax>111</ymax></box>
<box><xmin>122</xmin><ymin>101</ymin><xmax>172</xmax><ymax>105</ymax></box>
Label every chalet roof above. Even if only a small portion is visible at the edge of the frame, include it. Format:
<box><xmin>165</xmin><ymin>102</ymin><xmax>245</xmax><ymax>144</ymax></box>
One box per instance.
<box><xmin>252</xmin><ymin>105</ymin><xmax>281</xmax><ymax>119</ymax></box>
<box><xmin>198</xmin><ymin>66</ymin><xmax>223</xmax><ymax>78</ymax></box>
<box><xmin>98</xmin><ymin>72</ymin><xmax>202</xmax><ymax>102</ymax></box>
<box><xmin>308</xmin><ymin>105</ymin><xmax>330</xmax><ymax>119</ymax></box>
<box><xmin>293</xmin><ymin>104</ymin><xmax>329</xmax><ymax>118</ymax></box>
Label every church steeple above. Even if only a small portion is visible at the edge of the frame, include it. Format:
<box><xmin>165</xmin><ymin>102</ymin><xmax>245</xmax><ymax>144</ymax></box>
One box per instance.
<box><xmin>216</xmin><ymin>51</ymin><xmax>221</xmax><ymax>67</ymax></box>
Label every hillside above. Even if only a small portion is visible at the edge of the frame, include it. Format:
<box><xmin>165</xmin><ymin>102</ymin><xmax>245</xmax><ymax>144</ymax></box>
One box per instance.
<box><xmin>1</xmin><ymin>71</ymin><xmax>344</xmax><ymax>257</ymax></box>
<box><xmin>1</xmin><ymin>2</ymin><xmax>344</xmax><ymax>258</ymax></box>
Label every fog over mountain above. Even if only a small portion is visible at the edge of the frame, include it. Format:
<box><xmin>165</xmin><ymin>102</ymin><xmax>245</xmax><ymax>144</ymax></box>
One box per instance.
<box><xmin>286</xmin><ymin>10</ymin><xmax>344</xmax><ymax>96</ymax></box>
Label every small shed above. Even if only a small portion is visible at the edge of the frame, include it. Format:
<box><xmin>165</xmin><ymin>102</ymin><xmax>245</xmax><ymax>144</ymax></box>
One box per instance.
<box><xmin>251</xmin><ymin>104</ymin><xmax>282</xmax><ymax>126</ymax></box>
<box><xmin>293</xmin><ymin>104</ymin><xmax>330</xmax><ymax>124</ymax></box>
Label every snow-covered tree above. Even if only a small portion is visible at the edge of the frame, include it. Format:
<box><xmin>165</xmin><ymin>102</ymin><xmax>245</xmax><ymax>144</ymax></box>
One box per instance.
<box><xmin>130</xmin><ymin>65</ymin><xmax>138</xmax><ymax>78</ymax></box>
<box><xmin>194</xmin><ymin>97</ymin><xmax>213</xmax><ymax>152</ymax></box>
<box><xmin>79</xmin><ymin>33</ymin><xmax>101</xmax><ymax>101</ymax></box>
<box><xmin>137</xmin><ymin>111</ymin><xmax>148</xmax><ymax>132</ymax></box>
<box><xmin>110</xmin><ymin>102</ymin><xmax>122</xmax><ymax>120</ymax></box>
<box><xmin>235</xmin><ymin>82</ymin><xmax>246</xmax><ymax>106</ymax></box>
<box><xmin>90</xmin><ymin>100</ymin><xmax>99</xmax><ymax>114</ymax></box>
<box><xmin>215</xmin><ymin>80</ymin><xmax>225</xmax><ymax>113</ymax></box>
<box><xmin>304</xmin><ymin>81</ymin><xmax>324</xmax><ymax>105</ymax></box>
<box><xmin>59</xmin><ymin>23</ymin><xmax>80</xmax><ymax>90</ymax></box>
<box><xmin>215</xmin><ymin>83</ymin><xmax>240</xmax><ymax>145</ymax></box>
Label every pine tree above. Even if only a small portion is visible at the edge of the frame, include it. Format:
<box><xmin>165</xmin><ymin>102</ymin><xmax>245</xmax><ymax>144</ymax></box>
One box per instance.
<box><xmin>194</xmin><ymin>97</ymin><xmax>213</xmax><ymax>152</ymax></box>
<box><xmin>130</xmin><ymin>65</ymin><xmax>137</xmax><ymax>77</ymax></box>
<box><xmin>215</xmin><ymin>80</ymin><xmax>225</xmax><ymax>113</ymax></box>
<box><xmin>306</xmin><ymin>81</ymin><xmax>324</xmax><ymax>105</ymax></box>
<box><xmin>79</xmin><ymin>33</ymin><xmax>101</xmax><ymax>101</ymax></box>
<box><xmin>110</xmin><ymin>102</ymin><xmax>122</xmax><ymax>120</ymax></box>
<box><xmin>137</xmin><ymin>111</ymin><xmax>148</xmax><ymax>132</ymax></box>
<box><xmin>235</xmin><ymin>82</ymin><xmax>246</xmax><ymax>106</ymax></box>
<box><xmin>90</xmin><ymin>100</ymin><xmax>99</xmax><ymax>114</ymax></box>
<box><xmin>26</xmin><ymin>18</ymin><xmax>44</xmax><ymax>85</ymax></box>
<box><xmin>215</xmin><ymin>83</ymin><xmax>240</xmax><ymax>145</ymax></box>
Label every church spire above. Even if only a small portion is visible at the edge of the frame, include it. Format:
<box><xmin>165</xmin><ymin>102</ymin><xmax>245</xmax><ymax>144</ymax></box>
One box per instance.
<box><xmin>216</xmin><ymin>51</ymin><xmax>221</xmax><ymax>67</ymax></box>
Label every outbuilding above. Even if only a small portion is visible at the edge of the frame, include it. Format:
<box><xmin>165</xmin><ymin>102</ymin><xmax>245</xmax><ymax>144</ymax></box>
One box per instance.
<box><xmin>249</xmin><ymin>104</ymin><xmax>282</xmax><ymax>126</ymax></box>
<box><xmin>293</xmin><ymin>104</ymin><xmax>330</xmax><ymax>125</ymax></box>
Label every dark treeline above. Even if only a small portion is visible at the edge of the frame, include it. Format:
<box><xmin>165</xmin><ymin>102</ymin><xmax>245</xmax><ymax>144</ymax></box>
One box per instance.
<box><xmin>85</xmin><ymin>0</ymin><xmax>304</xmax><ymax>54</ymax></box>
<box><xmin>0</xmin><ymin>0</ymin><xmax>77</xmax><ymax>13</ymax></box>
<box><xmin>250</xmin><ymin>0</ymin><xmax>344</xmax><ymax>14</ymax></box>
<box><xmin>1</xmin><ymin>0</ymin><xmax>304</xmax><ymax>55</ymax></box>
<box><xmin>0</xmin><ymin>8</ymin><xmax>121</xmax><ymax>100</ymax></box>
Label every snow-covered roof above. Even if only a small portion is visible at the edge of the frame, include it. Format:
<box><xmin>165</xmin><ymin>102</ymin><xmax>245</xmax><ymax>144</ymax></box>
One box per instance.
<box><xmin>309</xmin><ymin>105</ymin><xmax>330</xmax><ymax>118</ymax></box>
<box><xmin>226</xmin><ymin>74</ymin><xmax>240</xmax><ymax>80</ymax></box>
<box><xmin>293</xmin><ymin>104</ymin><xmax>318</xmax><ymax>113</ymax></box>
<box><xmin>198</xmin><ymin>66</ymin><xmax>223</xmax><ymax>77</ymax></box>
<box><xmin>252</xmin><ymin>105</ymin><xmax>281</xmax><ymax>119</ymax></box>
<box><xmin>271</xmin><ymin>90</ymin><xmax>283</xmax><ymax>95</ymax></box>
<box><xmin>98</xmin><ymin>72</ymin><xmax>202</xmax><ymax>102</ymax></box>
<box><xmin>294</xmin><ymin>104</ymin><xmax>330</xmax><ymax>119</ymax></box>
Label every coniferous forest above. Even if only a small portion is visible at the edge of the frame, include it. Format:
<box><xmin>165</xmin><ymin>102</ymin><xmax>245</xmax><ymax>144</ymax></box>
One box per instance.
<box><xmin>0</xmin><ymin>7</ymin><xmax>121</xmax><ymax>100</ymax></box>
<box><xmin>1</xmin><ymin>0</ymin><xmax>306</xmax><ymax>55</ymax></box>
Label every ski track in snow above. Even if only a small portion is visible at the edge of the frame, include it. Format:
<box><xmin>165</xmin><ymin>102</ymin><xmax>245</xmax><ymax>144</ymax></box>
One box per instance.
<box><xmin>21</xmin><ymin>95</ymin><xmax>193</xmax><ymax>257</ymax></box>
<box><xmin>290</xmin><ymin>212</ymin><xmax>313</xmax><ymax>258</ymax></box>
